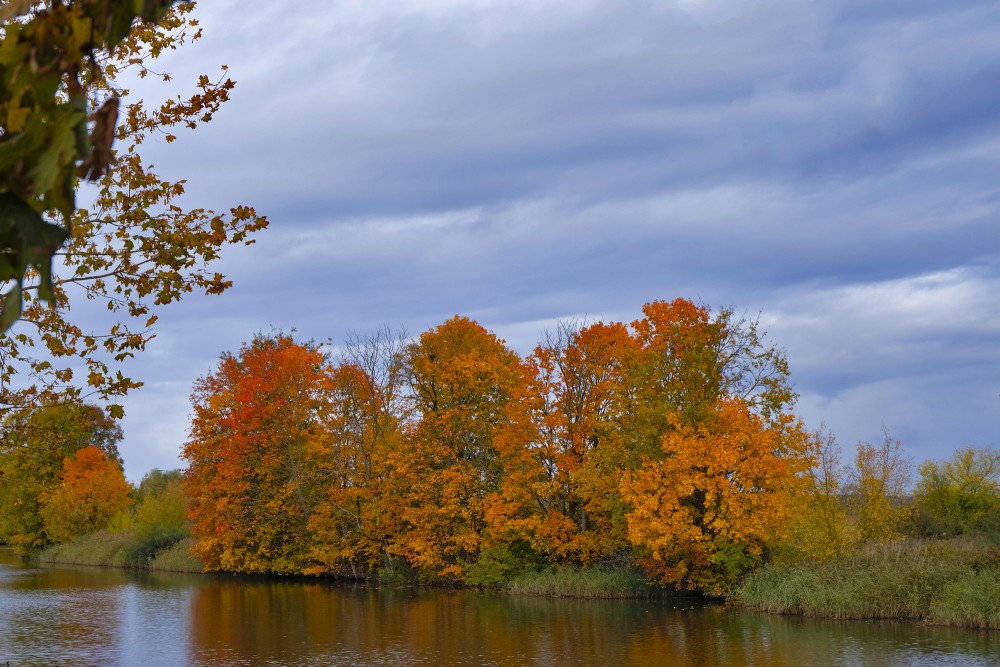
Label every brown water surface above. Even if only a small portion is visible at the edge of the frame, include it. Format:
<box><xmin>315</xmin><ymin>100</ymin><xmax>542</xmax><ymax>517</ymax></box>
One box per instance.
<box><xmin>0</xmin><ymin>547</ymin><xmax>995</xmax><ymax>666</ymax></box>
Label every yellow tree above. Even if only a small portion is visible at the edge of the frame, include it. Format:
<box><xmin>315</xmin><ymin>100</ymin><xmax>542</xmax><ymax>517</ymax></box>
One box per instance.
<box><xmin>622</xmin><ymin>399</ymin><xmax>814</xmax><ymax>596</ymax></box>
<box><xmin>781</xmin><ymin>425</ymin><xmax>854</xmax><ymax>561</ymax></box>
<box><xmin>40</xmin><ymin>445</ymin><xmax>133</xmax><ymax>543</ymax></box>
<box><xmin>849</xmin><ymin>427</ymin><xmax>912</xmax><ymax>542</ymax></box>
<box><xmin>393</xmin><ymin>316</ymin><xmax>528</xmax><ymax>580</ymax></box>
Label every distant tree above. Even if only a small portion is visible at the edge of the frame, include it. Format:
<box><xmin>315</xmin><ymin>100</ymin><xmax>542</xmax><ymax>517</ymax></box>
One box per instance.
<box><xmin>849</xmin><ymin>427</ymin><xmax>913</xmax><ymax>542</ymax></box>
<box><xmin>0</xmin><ymin>404</ymin><xmax>122</xmax><ymax>550</ymax></box>
<box><xmin>915</xmin><ymin>447</ymin><xmax>1000</xmax><ymax>536</ymax></box>
<box><xmin>131</xmin><ymin>471</ymin><xmax>188</xmax><ymax>559</ymax></box>
<box><xmin>136</xmin><ymin>468</ymin><xmax>185</xmax><ymax>503</ymax></box>
<box><xmin>40</xmin><ymin>446</ymin><xmax>133</xmax><ymax>543</ymax></box>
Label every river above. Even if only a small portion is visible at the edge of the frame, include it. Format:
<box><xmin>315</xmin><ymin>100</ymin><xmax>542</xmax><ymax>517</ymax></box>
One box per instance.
<box><xmin>0</xmin><ymin>547</ymin><xmax>996</xmax><ymax>666</ymax></box>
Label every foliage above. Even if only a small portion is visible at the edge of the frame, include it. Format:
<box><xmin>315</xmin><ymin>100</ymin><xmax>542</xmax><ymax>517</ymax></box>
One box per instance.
<box><xmin>183</xmin><ymin>333</ymin><xmax>336</xmax><ymax>574</ymax></box>
<box><xmin>0</xmin><ymin>402</ymin><xmax>121</xmax><ymax>550</ymax></box>
<box><xmin>131</xmin><ymin>472</ymin><xmax>188</xmax><ymax>560</ymax></box>
<box><xmin>136</xmin><ymin>467</ymin><xmax>184</xmax><ymax>502</ymax></box>
<box><xmin>0</xmin><ymin>0</ymin><xmax>186</xmax><ymax>330</ymax></box>
<box><xmin>306</xmin><ymin>327</ymin><xmax>410</xmax><ymax>579</ymax></box>
<box><xmin>915</xmin><ymin>447</ymin><xmax>1000</xmax><ymax>536</ymax></box>
<box><xmin>622</xmin><ymin>399</ymin><xmax>813</xmax><ymax>596</ymax></box>
<box><xmin>392</xmin><ymin>316</ymin><xmax>528</xmax><ymax>579</ymax></box>
<box><xmin>40</xmin><ymin>445</ymin><xmax>132</xmax><ymax>543</ymax></box>
<box><xmin>779</xmin><ymin>425</ymin><xmax>855</xmax><ymax>562</ymax></box>
<box><xmin>179</xmin><ymin>299</ymin><xmax>809</xmax><ymax>595</ymax></box>
<box><xmin>0</xmin><ymin>2</ymin><xmax>267</xmax><ymax>415</ymax></box>
<box><xmin>848</xmin><ymin>427</ymin><xmax>913</xmax><ymax>542</ymax></box>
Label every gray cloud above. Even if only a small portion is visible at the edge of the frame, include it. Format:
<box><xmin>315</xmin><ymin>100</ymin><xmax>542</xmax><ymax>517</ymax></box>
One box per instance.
<box><xmin>102</xmin><ymin>0</ymin><xmax>1000</xmax><ymax>479</ymax></box>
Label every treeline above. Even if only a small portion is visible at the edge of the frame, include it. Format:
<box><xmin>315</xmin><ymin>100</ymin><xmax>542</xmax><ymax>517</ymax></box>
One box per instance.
<box><xmin>2</xmin><ymin>297</ymin><xmax>997</xmax><ymax>602</ymax></box>
<box><xmin>182</xmin><ymin>298</ymin><xmax>810</xmax><ymax>594</ymax></box>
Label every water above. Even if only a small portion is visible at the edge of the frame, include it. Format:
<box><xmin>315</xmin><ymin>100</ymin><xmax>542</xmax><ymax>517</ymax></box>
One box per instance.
<box><xmin>0</xmin><ymin>547</ymin><xmax>996</xmax><ymax>666</ymax></box>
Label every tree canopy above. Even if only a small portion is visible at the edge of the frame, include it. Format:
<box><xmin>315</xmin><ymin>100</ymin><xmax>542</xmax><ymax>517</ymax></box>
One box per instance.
<box><xmin>0</xmin><ymin>1</ymin><xmax>267</xmax><ymax>415</ymax></box>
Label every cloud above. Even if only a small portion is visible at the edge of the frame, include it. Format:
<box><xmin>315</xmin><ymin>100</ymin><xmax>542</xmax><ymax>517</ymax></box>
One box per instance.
<box><xmin>98</xmin><ymin>0</ymin><xmax>1000</xmax><ymax>476</ymax></box>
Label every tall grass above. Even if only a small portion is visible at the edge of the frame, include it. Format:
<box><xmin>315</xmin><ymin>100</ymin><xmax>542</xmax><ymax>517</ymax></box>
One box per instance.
<box><xmin>148</xmin><ymin>537</ymin><xmax>203</xmax><ymax>573</ymax></box>
<box><xmin>733</xmin><ymin>537</ymin><xmax>1000</xmax><ymax>628</ymax></box>
<box><xmin>506</xmin><ymin>566</ymin><xmax>658</xmax><ymax>599</ymax></box>
<box><xmin>38</xmin><ymin>529</ymin><xmax>203</xmax><ymax>573</ymax></box>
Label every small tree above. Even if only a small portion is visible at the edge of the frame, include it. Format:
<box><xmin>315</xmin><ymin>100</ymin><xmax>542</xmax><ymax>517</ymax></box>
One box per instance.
<box><xmin>40</xmin><ymin>446</ymin><xmax>133</xmax><ymax>543</ymax></box>
<box><xmin>849</xmin><ymin>427</ymin><xmax>912</xmax><ymax>542</ymax></box>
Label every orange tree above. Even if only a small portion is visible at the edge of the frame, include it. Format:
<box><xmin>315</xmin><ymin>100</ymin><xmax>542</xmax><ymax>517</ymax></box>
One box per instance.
<box><xmin>183</xmin><ymin>333</ymin><xmax>335</xmax><ymax>574</ymax></box>
<box><xmin>40</xmin><ymin>445</ymin><xmax>133</xmax><ymax>543</ymax></box>
<box><xmin>392</xmin><ymin>316</ymin><xmax>529</xmax><ymax>580</ymax></box>
<box><xmin>505</xmin><ymin>320</ymin><xmax>636</xmax><ymax>565</ymax></box>
<box><xmin>621</xmin><ymin>399</ymin><xmax>814</xmax><ymax>596</ymax></box>
<box><xmin>0</xmin><ymin>403</ymin><xmax>122</xmax><ymax>550</ymax></box>
<box><xmin>307</xmin><ymin>352</ymin><xmax>409</xmax><ymax>579</ymax></box>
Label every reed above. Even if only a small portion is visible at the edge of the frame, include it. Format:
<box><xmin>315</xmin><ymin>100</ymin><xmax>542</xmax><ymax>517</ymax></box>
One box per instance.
<box><xmin>733</xmin><ymin>537</ymin><xmax>1000</xmax><ymax>628</ymax></box>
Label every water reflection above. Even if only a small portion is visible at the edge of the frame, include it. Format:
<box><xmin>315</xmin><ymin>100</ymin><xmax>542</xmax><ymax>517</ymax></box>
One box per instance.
<box><xmin>0</xmin><ymin>547</ymin><xmax>996</xmax><ymax>666</ymax></box>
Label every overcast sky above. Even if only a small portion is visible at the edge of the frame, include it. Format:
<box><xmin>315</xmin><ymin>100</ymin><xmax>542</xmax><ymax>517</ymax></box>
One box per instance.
<box><xmin>100</xmin><ymin>0</ymin><xmax>999</xmax><ymax>481</ymax></box>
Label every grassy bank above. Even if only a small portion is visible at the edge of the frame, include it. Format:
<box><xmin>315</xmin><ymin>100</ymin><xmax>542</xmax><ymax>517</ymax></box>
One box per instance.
<box><xmin>38</xmin><ymin>531</ymin><xmax>203</xmax><ymax>573</ymax></box>
<box><xmin>732</xmin><ymin>538</ymin><xmax>1000</xmax><ymax>629</ymax></box>
<box><xmin>505</xmin><ymin>565</ymin><xmax>662</xmax><ymax>599</ymax></box>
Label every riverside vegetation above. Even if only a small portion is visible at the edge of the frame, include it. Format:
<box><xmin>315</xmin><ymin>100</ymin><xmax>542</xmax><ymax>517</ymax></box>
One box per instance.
<box><xmin>0</xmin><ymin>299</ymin><xmax>998</xmax><ymax>625</ymax></box>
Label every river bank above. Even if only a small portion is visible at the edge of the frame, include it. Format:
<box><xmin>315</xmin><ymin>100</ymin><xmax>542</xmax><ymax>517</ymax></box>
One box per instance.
<box><xmin>33</xmin><ymin>532</ymin><xmax>1000</xmax><ymax>629</ymax></box>
<box><xmin>732</xmin><ymin>537</ymin><xmax>1000</xmax><ymax>629</ymax></box>
<box><xmin>37</xmin><ymin>530</ymin><xmax>202</xmax><ymax>573</ymax></box>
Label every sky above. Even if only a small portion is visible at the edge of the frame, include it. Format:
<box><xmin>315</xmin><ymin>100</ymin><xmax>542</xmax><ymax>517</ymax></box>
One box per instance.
<box><xmin>88</xmin><ymin>0</ymin><xmax>1000</xmax><ymax>481</ymax></box>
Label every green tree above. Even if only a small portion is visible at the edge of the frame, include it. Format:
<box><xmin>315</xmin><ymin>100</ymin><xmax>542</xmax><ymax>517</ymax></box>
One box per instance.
<box><xmin>0</xmin><ymin>403</ymin><xmax>122</xmax><ymax>550</ymax></box>
<box><xmin>131</xmin><ymin>470</ymin><xmax>188</xmax><ymax>559</ymax></box>
<box><xmin>915</xmin><ymin>447</ymin><xmax>1000</xmax><ymax>536</ymax></box>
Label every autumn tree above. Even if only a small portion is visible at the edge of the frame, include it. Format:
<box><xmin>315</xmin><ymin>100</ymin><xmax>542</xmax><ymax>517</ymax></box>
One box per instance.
<box><xmin>779</xmin><ymin>425</ymin><xmax>855</xmax><ymax>561</ymax></box>
<box><xmin>40</xmin><ymin>445</ymin><xmax>133</xmax><ymax>543</ymax></box>
<box><xmin>0</xmin><ymin>2</ymin><xmax>267</xmax><ymax>415</ymax></box>
<box><xmin>621</xmin><ymin>399</ymin><xmax>814</xmax><ymax>596</ymax></box>
<box><xmin>0</xmin><ymin>403</ymin><xmax>122</xmax><ymax>550</ymax></box>
<box><xmin>849</xmin><ymin>427</ymin><xmax>913</xmax><ymax>542</ymax></box>
<box><xmin>508</xmin><ymin>320</ymin><xmax>636</xmax><ymax>565</ymax></box>
<box><xmin>392</xmin><ymin>316</ymin><xmax>529</xmax><ymax>579</ymax></box>
<box><xmin>308</xmin><ymin>327</ymin><xmax>411</xmax><ymax>578</ymax></box>
<box><xmin>183</xmin><ymin>333</ymin><xmax>335</xmax><ymax>574</ymax></box>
